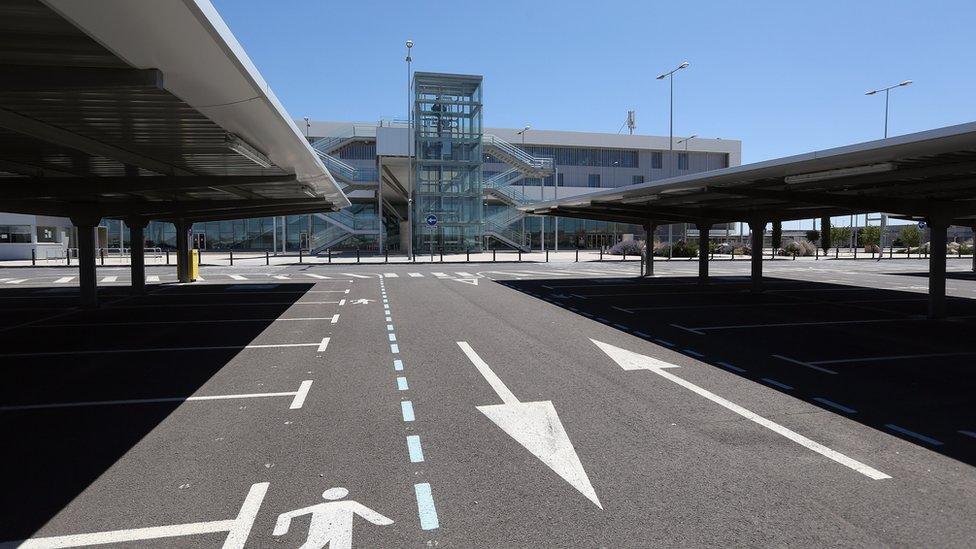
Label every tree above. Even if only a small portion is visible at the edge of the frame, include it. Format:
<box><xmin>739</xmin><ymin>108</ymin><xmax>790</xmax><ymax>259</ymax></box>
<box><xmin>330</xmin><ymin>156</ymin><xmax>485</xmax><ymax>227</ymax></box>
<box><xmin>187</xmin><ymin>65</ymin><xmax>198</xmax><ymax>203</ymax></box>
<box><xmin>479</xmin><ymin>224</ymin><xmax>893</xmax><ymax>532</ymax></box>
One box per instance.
<box><xmin>771</xmin><ymin>221</ymin><xmax>782</xmax><ymax>250</ymax></box>
<box><xmin>860</xmin><ymin>225</ymin><xmax>881</xmax><ymax>249</ymax></box>
<box><xmin>820</xmin><ymin>216</ymin><xmax>831</xmax><ymax>253</ymax></box>
<box><xmin>900</xmin><ymin>225</ymin><xmax>922</xmax><ymax>249</ymax></box>
<box><xmin>830</xmin><ymin>226</ymin><xmax>852</xmax><ymax>252</ymax></box>
<box><xmin>805</xmin><ymin>229</ymin><xmax>820</xmax><ymax>243</ymax></box>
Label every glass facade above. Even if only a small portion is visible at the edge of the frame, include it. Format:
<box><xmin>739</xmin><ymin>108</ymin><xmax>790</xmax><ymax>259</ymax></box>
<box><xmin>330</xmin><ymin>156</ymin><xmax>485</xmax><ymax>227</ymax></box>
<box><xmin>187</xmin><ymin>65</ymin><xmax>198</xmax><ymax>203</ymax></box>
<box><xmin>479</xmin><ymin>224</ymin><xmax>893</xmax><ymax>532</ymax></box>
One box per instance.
<box><xmin>413</xmin><ymin>73</ymin><xmax>484</xmax><ymax>252</ymax></box>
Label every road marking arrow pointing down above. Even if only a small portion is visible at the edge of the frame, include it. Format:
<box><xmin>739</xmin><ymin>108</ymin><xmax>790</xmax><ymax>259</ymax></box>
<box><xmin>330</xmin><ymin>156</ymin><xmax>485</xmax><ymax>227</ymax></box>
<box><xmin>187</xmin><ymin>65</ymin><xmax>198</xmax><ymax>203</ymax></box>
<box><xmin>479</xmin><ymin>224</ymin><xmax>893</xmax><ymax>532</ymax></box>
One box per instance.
<box><xmin>457</xmin><ymin>342</ymin><xmax>602</xmax><ymax>509</ymax></box>
<box><xmin>590</xmin><ymin>339</ymin><xmax>891</xmax><ymax>480</ymax></box>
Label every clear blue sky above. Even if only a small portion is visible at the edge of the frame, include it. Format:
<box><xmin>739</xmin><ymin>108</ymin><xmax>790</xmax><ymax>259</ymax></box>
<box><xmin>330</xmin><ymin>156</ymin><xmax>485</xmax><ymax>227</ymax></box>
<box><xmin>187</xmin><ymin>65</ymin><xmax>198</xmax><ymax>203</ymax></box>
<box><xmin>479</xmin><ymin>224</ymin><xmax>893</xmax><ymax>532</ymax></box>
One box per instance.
<box><xmin>213</xmin><ymin>0</ymin><xmax>975</xmax><ymax>166</ymax></box>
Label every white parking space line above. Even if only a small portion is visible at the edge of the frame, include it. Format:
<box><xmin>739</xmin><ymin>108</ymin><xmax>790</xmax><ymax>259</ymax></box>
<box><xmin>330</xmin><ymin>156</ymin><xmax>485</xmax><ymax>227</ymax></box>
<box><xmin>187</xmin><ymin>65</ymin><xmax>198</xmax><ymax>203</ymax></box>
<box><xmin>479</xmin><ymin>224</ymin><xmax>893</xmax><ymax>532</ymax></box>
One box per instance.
<box><xmin>303</xmin><ymin>273</ymin><xmax>331</xmax><ymax>279</ymax></box>
<box><xmin>0</xmin><ymin>341</ymin><xmax>328</xmax><ymax>358</ymax></box>
<box><xmin>147</xmin><ymin>275</ymin><xmax>160</xmax><ymax>282</ymax></box>
<box><xmin>331</xmin><ymin>314</ymin><xmax>339</xmax><ymax>324</ymax></box>
<box><xmin>455</xmin><ymin>272</ymin><xmax>474</xmax><ymax>277</ymax></box>
<box><xmin>384</xmin><ymin>273</ymin><xmax>399</xmax><ymax>277</ymax></box>
<box><xmin>106</xmin><ymin>300</ymin><xmax>342</xmax><ymax>310</ymax></box>
<box><xmin>273</xmin><ymin>275</ymin><xmax>290</xmax><ymax>280</ymax></box>
<box><xmin>0</xmin><ymin>380</ymin><xmax>314</xmax><ymax>412</ymax></box>
<box><xmin>432</xmin><ymin>272</ymin><xmax>448</xmax><ymax>278</ymax></box>
<box><xmin>6</xmin><ymin>279</ymin><xmax>28</xmax><ymax>284</ymax></box>
<box><xmin>772</xmin><ymin>354</ymin><xmax>839</xmax><ymax>375</ymax></box>
<box><xmin>228</xmin><ymin>274</ymin><xmax>247</xmax><ymax>280</ymax></box>
<box><xmin>343</xmin><ymin>273</ymin><xmax>374</xmax><ymax>278</ymax></box>
<box><xmin>43</xmin><ymin>317</ymin><xmax>336</xmax><ymax>328</ymax></box>
<box><xmin>54</xmin><ymin>276</ymin><xmax>75</xmax><ymax>284</ymax></box>
<box><xmin>317</xmin><ymin>337</ymin><xmax>331</xmax><ymax>352</ymax></box>
<box><xmin>675</xmin><ymin>317</ymin><xmax>912</xmax><ymax>333</ymax></box>
<box><xmin>408</xmin><ymin>273</ymin><xmax>423</xmax><ymax>277</ymax></box>
<box><xmin>10</xmin><ymin>482</ymin><xmax>268</xmax><ymax>549</ymax></box>
<box><xmin>100</xmin><ymin>276</ymin><xmax>118</xmax><ymax>283</ymax></box>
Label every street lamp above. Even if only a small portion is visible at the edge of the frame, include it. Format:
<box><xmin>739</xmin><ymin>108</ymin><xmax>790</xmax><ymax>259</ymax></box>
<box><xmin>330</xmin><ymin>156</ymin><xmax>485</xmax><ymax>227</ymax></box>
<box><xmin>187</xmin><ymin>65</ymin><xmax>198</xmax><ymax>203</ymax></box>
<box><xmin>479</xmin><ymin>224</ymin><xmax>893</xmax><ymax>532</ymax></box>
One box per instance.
<box><xmin>516</xmin><ymin>125</ymin><xmax>530</xmax><ymax>146</ymax></box>
<box><xmin>676</xmin><ymin>134</ymin><xmax>697</xmax><ymax>151</ymax></box>
<box><xmin>656</xmin><ymin>61</ymin><xmax>690</xmax><ymax>177</ymax></box>
<box><xmin>405</xmin><ymin>39</ymin><xmax>414</xmax><ymax>259</ymax></box>
<box><xmin>303</xmin><ymin>117</ymin><xmax>310</xmax><ymax>138</ymax></box>
<box><xmin>865</xmin><ymin>80</ymin><xmax>912</xmax><ymax>138</ymax></box>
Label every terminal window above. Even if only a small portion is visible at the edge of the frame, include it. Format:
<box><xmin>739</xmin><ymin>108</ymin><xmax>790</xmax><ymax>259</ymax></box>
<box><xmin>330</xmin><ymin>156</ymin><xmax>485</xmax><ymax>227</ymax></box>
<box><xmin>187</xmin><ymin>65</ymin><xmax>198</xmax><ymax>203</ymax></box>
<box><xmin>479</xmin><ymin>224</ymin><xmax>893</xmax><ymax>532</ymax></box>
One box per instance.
<box><xmin>678</xmin><ymin>152</ymin><xmax>689</xmax><ymax>170</ymax></box>
<box><xmin>632</xmin><ymin>175</ymin><xmax>645</xmax><ymax>184</ymax></box>
<box><xmin>0</xmin><ymin>225</ymin><xmax>32</xmax><ymax>243</ymax></box>
<box><xmin>36</xmin><ymin>226</ymin><xmax>60</xmax><ymax>243</ymax></box>
<box><xmin>588</xmin><ymin>174</ymin><xmax>601</xmax><ymax>187</ymax></box>
<box><xmin>651</xmin><ymin>151</ymin><xmax>663</xmax><ymax>169</ymax></box>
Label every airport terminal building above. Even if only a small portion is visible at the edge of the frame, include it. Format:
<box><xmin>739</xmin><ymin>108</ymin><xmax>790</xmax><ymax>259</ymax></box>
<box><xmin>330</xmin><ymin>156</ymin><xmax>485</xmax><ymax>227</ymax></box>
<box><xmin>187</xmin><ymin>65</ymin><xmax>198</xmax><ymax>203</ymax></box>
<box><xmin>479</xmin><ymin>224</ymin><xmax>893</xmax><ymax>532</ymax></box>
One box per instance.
<box><xmin>2</xmin><ymin>71</ymin><xmax>740</xmax><ymax>257</ymax></box>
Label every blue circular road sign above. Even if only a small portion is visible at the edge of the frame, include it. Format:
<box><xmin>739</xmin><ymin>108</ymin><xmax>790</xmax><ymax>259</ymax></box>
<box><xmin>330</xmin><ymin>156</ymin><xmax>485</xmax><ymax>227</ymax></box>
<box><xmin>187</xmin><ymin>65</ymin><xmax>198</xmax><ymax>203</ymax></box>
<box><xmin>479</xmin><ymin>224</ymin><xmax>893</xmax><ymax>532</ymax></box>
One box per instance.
<box><xmin>425</xmin><ymin>214</ymin><xmax>438</xmax><ymax>227</ymax></box>
<box><xmin>918</xmin><ymin>221</ymin><xmax>927</xmax><ymax>229</ymax></box>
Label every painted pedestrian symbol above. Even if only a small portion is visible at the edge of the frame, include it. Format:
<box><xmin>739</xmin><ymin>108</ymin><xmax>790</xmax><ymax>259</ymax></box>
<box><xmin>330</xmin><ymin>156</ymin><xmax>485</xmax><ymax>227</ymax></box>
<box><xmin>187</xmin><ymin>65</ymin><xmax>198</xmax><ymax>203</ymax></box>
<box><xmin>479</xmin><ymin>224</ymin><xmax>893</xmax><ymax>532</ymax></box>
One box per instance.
<box><xmin>273</xmin><ymin>487</ymin><xmax>393</xmax><ymax>549</ymax></box>
<box><xmin>350</xmin><ymin>298</ymin><xmax>373</xmax><ymax>305</ymax></box>
<box><xmin>425</xmin><ymin>214</ymin><xmax>438</xmax><ymax>227</ymax></box>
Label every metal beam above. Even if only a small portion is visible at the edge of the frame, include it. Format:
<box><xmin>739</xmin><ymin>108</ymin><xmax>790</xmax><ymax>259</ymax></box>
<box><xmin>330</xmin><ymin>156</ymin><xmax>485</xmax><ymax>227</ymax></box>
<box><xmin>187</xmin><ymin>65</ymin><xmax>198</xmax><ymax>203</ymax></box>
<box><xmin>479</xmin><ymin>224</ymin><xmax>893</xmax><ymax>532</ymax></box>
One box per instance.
<box><xmin>3</xmin><ymin>175</ymin><xmax>297</xmax><ymax>200</ymax></box>
<box><xmin>709</xmin><ymin>185</ymin><xmax>967</xmax><ymax>217</ymax></box>
<box><xmin>0</xmin><ymin>66</ymin><xmax>164</xmax><ymax>91</ymax></box>
<box><xmin>0</xmin><ymin>107</ymin><xmax>195</xmax><ymax>176</ymax></box>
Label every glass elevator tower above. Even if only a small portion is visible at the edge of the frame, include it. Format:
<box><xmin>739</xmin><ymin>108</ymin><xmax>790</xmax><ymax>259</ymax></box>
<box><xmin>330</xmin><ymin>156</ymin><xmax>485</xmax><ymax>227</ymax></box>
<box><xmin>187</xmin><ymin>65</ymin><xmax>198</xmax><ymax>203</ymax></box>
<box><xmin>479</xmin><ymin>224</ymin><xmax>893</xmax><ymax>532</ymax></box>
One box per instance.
<box><xmin>413</xmin><ymin>72</ymin><xmax>484</xmax><ymax>252</ymax></box>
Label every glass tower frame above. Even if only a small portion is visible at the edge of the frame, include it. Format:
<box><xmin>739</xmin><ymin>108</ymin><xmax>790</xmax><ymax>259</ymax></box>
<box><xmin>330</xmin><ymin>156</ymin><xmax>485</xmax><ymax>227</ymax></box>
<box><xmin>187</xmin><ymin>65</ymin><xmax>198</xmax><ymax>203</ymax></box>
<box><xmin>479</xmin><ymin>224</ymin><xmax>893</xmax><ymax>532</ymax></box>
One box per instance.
<box><xmin>413</xmin><ymin>72</ymin><xmax>484</xmax><ymax>252</ymax></box>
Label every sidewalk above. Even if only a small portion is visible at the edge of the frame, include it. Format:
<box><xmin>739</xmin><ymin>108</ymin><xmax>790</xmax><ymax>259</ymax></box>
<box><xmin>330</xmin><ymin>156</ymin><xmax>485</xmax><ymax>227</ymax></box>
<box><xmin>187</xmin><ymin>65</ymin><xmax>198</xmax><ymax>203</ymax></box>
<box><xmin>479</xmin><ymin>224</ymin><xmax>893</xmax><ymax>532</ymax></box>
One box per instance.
<box><xmin>2</xmin><ymin>248</ymin><xmax>970</xmax><ymax>268</ymax></box>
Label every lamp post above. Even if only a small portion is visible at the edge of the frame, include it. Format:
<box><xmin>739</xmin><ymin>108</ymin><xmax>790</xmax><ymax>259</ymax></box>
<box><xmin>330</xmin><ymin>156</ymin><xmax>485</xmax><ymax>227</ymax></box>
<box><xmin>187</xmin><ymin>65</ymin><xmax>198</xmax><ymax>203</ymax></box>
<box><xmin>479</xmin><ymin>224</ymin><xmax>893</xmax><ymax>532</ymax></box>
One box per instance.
<box><xmin>865</xmin><ymin>80</ymin><xmax>912</xmax><ymax>138</ymax></box>
<box><xmin>656</xmin><ymin>61</ymin><xmax>689</xmax><ymax>178</ymax></box>
<box><xmin>303</xmin><ymin>117</ymin><xmax>310</xmax><ymax>138</ymax></box>
<box><xmin>405</xmin><ymin>39</ymin><xmax>414</xmax><ymax>259</ymax></box>
<box><xmin>676</xmin><ymin>134</ymin><xmax>697</xmax><ymax>151</ymax></box>
<box><xmin>516</xmin><ymin>125</ymin><xmax>531</xmax><ymax>248</ymax></box>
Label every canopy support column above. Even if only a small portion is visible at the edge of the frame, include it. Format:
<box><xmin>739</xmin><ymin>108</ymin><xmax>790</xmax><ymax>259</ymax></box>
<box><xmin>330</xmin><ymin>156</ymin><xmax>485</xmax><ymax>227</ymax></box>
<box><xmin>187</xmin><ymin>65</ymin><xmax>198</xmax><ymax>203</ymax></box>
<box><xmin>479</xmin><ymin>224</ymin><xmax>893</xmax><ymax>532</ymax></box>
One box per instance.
<box><xmin>644</xmin><ymin>221</ymin><xmax>656</xmax><ymax>277</ymax></box>
<box><xmin>928</xmin><ymin>218</ymin><xmax>948</xmax><ymax>319</ymax></box>
<box><xmin>697</xmin><ymin>222</ymin><xmax>712</xmax><ymax>283</ymax></box>
<box><xmin>175</xmin><ymin>218</ymin><xmax>191</xmax><ymax>283</ymax></box>
<box><xmin>70</xmin><ymin>215</ymin><xmax>99</xmax><ymax>308</ymax></box>
<box><xmin>127</xmin><ymin>218</ymin><xmax>147</xmax><ymax>294</ymax></box>
<box><xmin>749</xmin><ymin>219</ymin><xmax>765</xmax><ymax>293</ymax></box>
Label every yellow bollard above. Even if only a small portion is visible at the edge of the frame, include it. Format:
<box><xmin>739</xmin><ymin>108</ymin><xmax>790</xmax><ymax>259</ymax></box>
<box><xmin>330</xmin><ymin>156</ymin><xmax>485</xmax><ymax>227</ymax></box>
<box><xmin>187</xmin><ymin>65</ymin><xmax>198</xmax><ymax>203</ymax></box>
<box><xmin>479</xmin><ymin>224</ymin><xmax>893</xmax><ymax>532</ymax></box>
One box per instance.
<box><xmin>189</xmin><ymin>249</ymin><xmax>200</xmax><ymax>282</ymax></box>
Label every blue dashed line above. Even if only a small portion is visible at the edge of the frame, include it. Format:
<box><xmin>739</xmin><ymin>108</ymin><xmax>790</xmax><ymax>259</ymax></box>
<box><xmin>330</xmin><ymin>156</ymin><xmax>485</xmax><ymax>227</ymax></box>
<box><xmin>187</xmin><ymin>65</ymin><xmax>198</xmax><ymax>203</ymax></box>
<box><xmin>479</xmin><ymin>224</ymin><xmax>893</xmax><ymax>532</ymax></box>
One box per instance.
<box><xmin>633</xmin><ymin>331</ymin><xmax>651</xmax><ymax>339</ymax></box>
<box><xmin>391</xmin><ymin>344</ymin><xmax>400</xmax><ymax>353</ymax></box>
<box><xmin>683</xmin><ymin>349</ymin><xmax>704</xmax><ymax>358</ymax></box>
<box><xmin>813</xmin><ymin>397</ymin><xmax>857</xmax><ymax>414</ymax></box>
<box><xmin>389</xmin><ymin>333</ymin><xmax>397</xmax><ymax>342</ymax></box>
<box><xmin>655</xmin><ymin>338</ymin><xmax>675</xmax><ymax>347</ymax></box>
<box><xmin>414</xmin><ymin>483</ymin><xmax>440</xmax><ymax>531</ymax></box>
<box><xmin>393</xmin><ymin>359</ymin><xmax>403</xmax><ymax>371</ymax></box>
<box><xmin>761</xmin><ymin>378</ymin><xmax>794</xmax><ymax>390</ymax></box>
<box><xmin>397</xmin><ymin>376</ymin><xmax>409</xmax><ymax>390</ymax></box>
<box><xmin>401</xmin><ymin>400</ymin><xmax>415</xmax><ymax>422</ymax></box>
<box><xmin>406</xmin><ymin>435</ymin><xmax>425</xmax><ymax>462</ymax></box>
<box><xmin>613</xmin><ymin>324</ymin><xmax>629</xmax><ymax>330</ymax></box>
<box><xmin>716</xmin><ymin>361</ymin><xmax>746</xmax><ymax>373</ymax></box>
<box><xmin>885</xmin><ymin>424</ymin><xmax>943</xmax><ymax>446</ymax></box>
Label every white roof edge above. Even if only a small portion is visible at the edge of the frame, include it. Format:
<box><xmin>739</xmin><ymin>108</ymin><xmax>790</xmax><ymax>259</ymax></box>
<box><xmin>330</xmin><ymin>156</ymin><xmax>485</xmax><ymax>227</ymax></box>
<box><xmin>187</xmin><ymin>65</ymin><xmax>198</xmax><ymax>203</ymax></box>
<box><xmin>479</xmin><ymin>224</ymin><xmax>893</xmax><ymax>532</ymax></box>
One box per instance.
<box><xmin>522</xmin><ymin>120</ymin><xmax>976</xmax><ymax>212</ymax></box>
<box><xmin>41</xmin><ymin>0</ymin><xmax>350</xmax><ymax>209</ymax></box>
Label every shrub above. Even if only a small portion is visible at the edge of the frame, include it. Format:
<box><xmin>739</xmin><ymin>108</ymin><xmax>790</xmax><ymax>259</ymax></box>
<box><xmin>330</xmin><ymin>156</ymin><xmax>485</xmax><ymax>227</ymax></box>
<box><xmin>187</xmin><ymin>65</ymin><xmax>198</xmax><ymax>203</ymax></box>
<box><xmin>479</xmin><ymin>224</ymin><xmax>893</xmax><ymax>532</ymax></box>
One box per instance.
<box><xmin>805</xmin><ymin>230</ymin><xmax>820</xmax><ymax>243</ymax></box>
<box><xmin>715</xmin><ymin>242</ymin><xmax>736</xmax><ymax>254</ymax></box>
<box><xmin>779</xmin><ymin>239</ymin><xmax>817</xmax><ymax>256</ymax></box>
<box><xmin>900</xmin><ymin>226</ymin><xmax>922</xmax><ymax>248</ymax></box>
<box><xmin>607</xmin><ymin>239</ymin><xmax>645</xmax><ymax>256</ymax></box>
<box><xmin>830</xmin><ymin>226</ymin><xmax>852</xmax><ymax>249</ymax></box>
<box><xmin>662</xmin><ymin>240</ymin><xmax>698</xmax><ymax>257</ymax></box>
<box><xmin>735</xmin><ymin>246</ymin><xmax>752</xmax><ymax>256</ymax></box>
<box><xmin>860</xmin><ymin>226</ymin><xmax>881</xmax><ymax>248</ymax></box>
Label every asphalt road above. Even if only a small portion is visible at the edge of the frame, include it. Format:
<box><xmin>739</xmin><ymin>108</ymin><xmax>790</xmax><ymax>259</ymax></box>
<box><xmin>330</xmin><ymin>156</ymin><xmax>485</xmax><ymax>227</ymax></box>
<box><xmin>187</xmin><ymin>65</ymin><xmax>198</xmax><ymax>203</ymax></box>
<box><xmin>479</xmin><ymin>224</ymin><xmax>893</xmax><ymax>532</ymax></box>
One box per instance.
<box><xmin>0</xmin><ymin>258</ymin><xmax>974</xmax><ymax>548</ymax></box>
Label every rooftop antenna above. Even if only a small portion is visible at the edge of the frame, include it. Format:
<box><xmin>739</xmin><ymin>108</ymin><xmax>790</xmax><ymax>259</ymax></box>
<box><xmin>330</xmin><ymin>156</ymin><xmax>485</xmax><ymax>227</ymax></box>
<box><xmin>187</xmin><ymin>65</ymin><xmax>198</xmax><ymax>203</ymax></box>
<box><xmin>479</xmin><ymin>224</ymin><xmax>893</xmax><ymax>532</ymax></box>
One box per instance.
<box><xmin>618</xmin><ymin>110</ymin><xmax>637</xmax><ymax>135</ymax></box>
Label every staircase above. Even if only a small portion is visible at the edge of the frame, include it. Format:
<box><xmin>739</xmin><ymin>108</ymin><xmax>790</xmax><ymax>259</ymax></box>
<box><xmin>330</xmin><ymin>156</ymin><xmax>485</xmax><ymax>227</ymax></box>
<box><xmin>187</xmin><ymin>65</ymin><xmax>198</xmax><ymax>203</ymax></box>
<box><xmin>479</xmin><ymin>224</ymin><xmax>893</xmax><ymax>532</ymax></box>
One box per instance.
<box><xmin>483</xmin><ymin>134</ymin><xmax>553</xmax><ymax>178</ymax></box>
<box><xmin>315</xmin><ymin>151</ymin><xmax>378</xmax><ymax>189</ymax></box>
<box><xmin>484</xmin><ymin>219</ymin><xmax>530</xmax><ymax>251</ymax></box>
<box><xmin>309</xmin><ymin>209</ymin><xmax>379</xmax><ymax>254</ymax></box>
<box><xmin>310</xmin><ymin>124</ymin><xmax>377</xmax><ymax>155</ymax></box>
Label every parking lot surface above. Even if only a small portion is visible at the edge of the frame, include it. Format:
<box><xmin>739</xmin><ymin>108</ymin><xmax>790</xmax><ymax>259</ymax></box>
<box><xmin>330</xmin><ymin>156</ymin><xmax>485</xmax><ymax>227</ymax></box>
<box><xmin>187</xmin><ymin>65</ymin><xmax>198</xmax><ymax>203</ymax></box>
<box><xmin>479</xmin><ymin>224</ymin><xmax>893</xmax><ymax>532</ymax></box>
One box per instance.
<box><xmin>1</xmin><ymin>258</ymin><xmax>974</xmax><ymax>547</ymax></box>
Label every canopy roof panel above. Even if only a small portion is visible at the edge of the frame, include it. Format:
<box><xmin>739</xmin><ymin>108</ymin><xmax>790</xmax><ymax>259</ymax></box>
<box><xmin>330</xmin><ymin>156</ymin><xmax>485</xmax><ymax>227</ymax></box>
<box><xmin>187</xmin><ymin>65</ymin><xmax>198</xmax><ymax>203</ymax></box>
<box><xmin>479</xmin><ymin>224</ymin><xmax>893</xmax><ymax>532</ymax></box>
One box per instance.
<box><xmin>0</xmin><ymin>0</ymin><xmax>349</xmax><ymax>221</ymax></box>
<box><xmin>522</xmin><ymin>122</ymin><xmax>976</xmax><ymax>227</ymax></box>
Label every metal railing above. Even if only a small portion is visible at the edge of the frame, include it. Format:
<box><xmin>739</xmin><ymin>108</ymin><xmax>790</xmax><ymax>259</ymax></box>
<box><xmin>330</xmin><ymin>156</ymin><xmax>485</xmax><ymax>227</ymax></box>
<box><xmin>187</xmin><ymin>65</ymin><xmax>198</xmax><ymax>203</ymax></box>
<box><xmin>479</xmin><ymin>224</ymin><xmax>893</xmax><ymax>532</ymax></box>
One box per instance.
<box><xmin>484</xmin><ymin>167</ymin><xmax>525</xmax><ymax>189</ymax></box>
<box><xmin>483</xmin><ymin>134</ymin><xmax>554</xmax><ymax>172</ymax></box>
<box><xmin>315</xmin><ymin>151</ymin><xmax>378</xmax><ymax>183</ymax></box>
<box><xmin>310</xmin><ymin>124</ymin><xmax>378</xmax><ymax>154</ymax></box>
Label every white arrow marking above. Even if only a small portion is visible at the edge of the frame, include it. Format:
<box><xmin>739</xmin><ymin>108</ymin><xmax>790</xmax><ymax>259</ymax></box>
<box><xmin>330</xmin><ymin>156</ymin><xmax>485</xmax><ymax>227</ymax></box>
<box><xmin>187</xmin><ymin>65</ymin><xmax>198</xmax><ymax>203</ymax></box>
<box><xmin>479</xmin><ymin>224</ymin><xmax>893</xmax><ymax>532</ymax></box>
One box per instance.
<box><xmin>591</xmin><ymin>339</ymin><xmax>890</xmax><ymax>480</ymax></box>
<box><xmin>457</xmin><ymin>341</ymin><xmax>602</xmax><ymax>508</ymax></box>
<box><xmin>454</xmin><ymin>278</ymin><xmax>479</xmax><ymax>285</ymax></box>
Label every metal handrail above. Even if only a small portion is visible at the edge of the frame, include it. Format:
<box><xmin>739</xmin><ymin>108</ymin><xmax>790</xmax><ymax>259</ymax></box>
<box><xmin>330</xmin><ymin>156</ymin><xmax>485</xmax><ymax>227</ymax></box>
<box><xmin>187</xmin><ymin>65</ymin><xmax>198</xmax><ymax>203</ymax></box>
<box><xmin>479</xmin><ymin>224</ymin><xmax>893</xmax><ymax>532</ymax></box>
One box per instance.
<box><xmin>316</xmin><ymin>151</ymin><xmax>378</xmax><ymax>182</ymax></box>
<box><xmin>484</xmin><ymin>167</ymin><xmax>524</xmax><ymax>189</ymax></box>
<box><xmin>483</xmin><ymin>134</ymin><xmax>554</xmax><ymax>171</ymax></box>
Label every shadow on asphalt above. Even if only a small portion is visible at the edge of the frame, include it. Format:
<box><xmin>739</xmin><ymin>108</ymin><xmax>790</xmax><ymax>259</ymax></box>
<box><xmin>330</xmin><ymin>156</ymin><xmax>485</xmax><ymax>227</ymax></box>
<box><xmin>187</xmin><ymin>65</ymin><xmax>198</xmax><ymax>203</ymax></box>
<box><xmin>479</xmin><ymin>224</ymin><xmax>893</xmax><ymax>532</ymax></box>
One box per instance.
<box><xmin>0</xmin><ymin>283</ymin><xmax>312</xmax><ymax>539</ymax></box>
<box><xmin>499</xmin><ymin>275</ymin><xmax>976</xmax><ymax>467</ymax></box>
<box><xmin>885</xmin><ymin>270</ymin><xmax>976</xmax><ymax>281</ymax></box>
